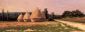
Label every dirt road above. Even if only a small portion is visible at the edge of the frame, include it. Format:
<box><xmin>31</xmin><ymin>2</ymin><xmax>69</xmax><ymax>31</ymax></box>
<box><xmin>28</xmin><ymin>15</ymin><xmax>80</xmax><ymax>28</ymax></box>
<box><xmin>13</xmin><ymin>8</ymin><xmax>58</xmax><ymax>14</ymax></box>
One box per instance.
<box><xmin>55</xmin><ymin>20</ymin><xmax>85</xmax><ymax>31</ymax></box>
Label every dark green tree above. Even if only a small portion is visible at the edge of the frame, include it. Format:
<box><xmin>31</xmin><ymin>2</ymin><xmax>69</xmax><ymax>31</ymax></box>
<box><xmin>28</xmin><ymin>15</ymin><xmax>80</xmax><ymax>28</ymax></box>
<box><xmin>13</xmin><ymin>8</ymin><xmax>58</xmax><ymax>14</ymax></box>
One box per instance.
<box><xmin>62</xmin><ymin>11</ymin><xmax>72</xmax><ymax>17</ymax></box>
<box><xmin>7</xmin><ymin>10</ymin><xmax>9</xmax><ymax>20</ymax></box>
<box><xmin>43</xmin><ymin>8</ymin><xmax>49</xmax><ymax>19</ymax></box>
<box><xmin>75</xmin><ymin>9</ymin><xmax>84</xmax><ymax>17</ymax></box>
<box><xmin>72</xmin><ymin>9</ymin><xmax>84</xmax><ymax>17</ymax></box>
<box><xmin>2</xmin><ymin>9</ymin><xmax>5</xmax><ymax>21</ymax></box>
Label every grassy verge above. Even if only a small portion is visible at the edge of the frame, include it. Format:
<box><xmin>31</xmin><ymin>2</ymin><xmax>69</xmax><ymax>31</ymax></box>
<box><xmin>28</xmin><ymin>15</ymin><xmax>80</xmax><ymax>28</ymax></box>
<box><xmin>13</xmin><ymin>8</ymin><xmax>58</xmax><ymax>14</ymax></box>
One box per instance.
<box><xmin>61</xmin><ymin>17</ymin><xmax>85</xmax><ymax>24</ymax></box>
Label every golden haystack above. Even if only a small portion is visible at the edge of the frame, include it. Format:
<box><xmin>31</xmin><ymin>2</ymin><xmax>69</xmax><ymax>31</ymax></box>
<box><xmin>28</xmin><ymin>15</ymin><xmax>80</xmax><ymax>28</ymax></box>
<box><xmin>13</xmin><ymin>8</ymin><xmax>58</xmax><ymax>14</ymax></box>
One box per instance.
<box><xmin>23</xmin><ymin>12</ymin><xmax>31</xmax><ymax>22</ymax></box>
<box><xmin>30</xmin><ymin>7</ymin><xmax>46</xmax><ymax>22</ymax></box>
<box><xmin>17</xmin><ymin>13</ymin><xmax>23</xmax><ymax>22</ymax></box>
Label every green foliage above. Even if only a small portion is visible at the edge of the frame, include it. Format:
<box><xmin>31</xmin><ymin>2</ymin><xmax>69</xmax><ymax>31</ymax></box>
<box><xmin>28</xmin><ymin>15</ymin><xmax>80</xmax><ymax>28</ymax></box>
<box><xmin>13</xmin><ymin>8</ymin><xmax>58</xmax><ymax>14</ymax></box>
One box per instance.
<box><xmin>62</xmin><ymin>9</ymin><xmax>85</xmax><ymax>18</ymax></box>
<box><xmin>43</xmin><ymin>8</ymin><xmax>49</xmax><ymax>19</ymax></box>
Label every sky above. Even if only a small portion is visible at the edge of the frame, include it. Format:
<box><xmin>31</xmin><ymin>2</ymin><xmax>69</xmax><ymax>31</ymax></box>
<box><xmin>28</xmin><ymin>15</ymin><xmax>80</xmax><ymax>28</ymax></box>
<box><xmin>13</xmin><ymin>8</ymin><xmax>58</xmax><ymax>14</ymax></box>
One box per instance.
<box><xmin>0</xmin><ymin>0</ymin><xmax>85</xmax><ymax>15</ymax></box>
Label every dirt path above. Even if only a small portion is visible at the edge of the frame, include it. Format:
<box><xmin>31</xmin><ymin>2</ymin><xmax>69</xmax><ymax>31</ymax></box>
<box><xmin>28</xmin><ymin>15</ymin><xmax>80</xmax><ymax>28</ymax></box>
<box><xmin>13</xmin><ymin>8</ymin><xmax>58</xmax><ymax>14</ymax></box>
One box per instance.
<box><xmin>55</xmin><ymin>20</ymin><xmax>85</xmax><ymax>31</ymax></box>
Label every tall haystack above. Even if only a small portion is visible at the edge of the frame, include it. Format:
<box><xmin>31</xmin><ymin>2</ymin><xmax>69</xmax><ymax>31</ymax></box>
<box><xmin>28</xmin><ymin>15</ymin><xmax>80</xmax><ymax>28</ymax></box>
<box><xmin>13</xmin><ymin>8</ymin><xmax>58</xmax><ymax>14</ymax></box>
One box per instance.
<box><xmin>30</xmin><ymin>7</ymin><xmax>46</xmax><ymax>22</ymax></box>
<box><xmin>17</xmin><ymin>13</ymin><xmax>23</xmax><ymax>22</ymax></box>
<box><xmin>23</xmin><ymin>12</ymin><xmax>31</xmax><ymax>22</ymax></box>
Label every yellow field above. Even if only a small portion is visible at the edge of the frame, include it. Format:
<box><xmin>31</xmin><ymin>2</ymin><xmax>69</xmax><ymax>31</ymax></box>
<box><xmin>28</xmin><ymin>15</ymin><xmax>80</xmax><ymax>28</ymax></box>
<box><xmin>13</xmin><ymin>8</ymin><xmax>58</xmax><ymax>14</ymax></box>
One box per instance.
<box><xmin>0</xmin><ymin>21</ymin><xmax>52</xmax><ymax>28</ymax></box>
<box><xmin>0</xmin><ymin>21</ymin><xmax>83</xmax><ymax>32</ymax></box>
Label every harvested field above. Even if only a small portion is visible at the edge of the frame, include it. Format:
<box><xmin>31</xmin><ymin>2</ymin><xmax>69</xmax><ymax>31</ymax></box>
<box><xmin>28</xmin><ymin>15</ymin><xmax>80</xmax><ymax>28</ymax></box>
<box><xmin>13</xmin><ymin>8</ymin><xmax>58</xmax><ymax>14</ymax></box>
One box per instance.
<box><xmin>0</xmin><ymin>21</ymin><xmax>51</xmax><ymax>28</ymax></box>
<box><xmin>0</xmin><ymin>21</ymin><xmax>83</xmax><ymax>32</ymax></box>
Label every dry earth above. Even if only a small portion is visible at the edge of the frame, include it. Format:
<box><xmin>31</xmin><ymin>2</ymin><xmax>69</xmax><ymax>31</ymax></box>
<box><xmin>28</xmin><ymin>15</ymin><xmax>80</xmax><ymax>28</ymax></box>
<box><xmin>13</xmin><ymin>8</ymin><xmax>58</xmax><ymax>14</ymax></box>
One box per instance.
<box><xmin>0</xmin><ymin>21</ymin><xmax>83</xmax><ymax>32</ymax></box>
<box><xmin>0</xmin><ymin>21</ymin><xmax>54</xmax><ymax>29</ymax></box>
<box><xmin>55</xmin><ymin>20</ymin><xmax>85</xmax><ymax>31</ymax></box>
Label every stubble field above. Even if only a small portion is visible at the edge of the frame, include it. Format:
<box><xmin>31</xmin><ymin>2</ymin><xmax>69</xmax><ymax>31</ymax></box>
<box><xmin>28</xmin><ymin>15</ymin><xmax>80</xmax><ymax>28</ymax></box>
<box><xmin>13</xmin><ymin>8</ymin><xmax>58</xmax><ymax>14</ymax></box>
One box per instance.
<box><xmin>0</xmin><ymin>21</ymin><xmax>83</xmax><ymax>32</ymax></box>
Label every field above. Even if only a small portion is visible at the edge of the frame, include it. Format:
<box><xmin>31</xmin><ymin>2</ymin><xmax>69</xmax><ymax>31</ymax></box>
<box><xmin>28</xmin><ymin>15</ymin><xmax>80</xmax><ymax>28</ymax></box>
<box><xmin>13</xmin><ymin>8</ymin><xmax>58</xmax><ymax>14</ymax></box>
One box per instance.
<box><xmin>0</xmin><ymin>21</ymin><xmax>83</xmax><ymax>32</ymax></box>
<box><xmin>61</xmin><ymin>17</ymin><xmax>85</xmax><ymax>23</ymax></box>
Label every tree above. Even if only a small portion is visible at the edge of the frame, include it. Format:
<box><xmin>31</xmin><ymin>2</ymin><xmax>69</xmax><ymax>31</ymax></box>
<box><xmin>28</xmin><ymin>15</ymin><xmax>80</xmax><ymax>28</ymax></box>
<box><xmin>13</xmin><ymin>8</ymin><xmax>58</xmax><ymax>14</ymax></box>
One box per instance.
<box><xmin>7</xmin><ymin>10</ymin><xmax>9</xmax><ymax>20</ymax></box>
<box><xmin>43</xmin><ymin>8</ymin><xmax>49</xmax><ymax>19</ymax></box>
<box><xmin>62</xmin><ymin>9</ymin><xmax>85</xmax><ymax>18</ymax></box>
<box><xmin>72</xmin><ymin>9</ymin><xmax>84</xmax><ymax>17</ymax></box>
<box><xmin>62</xmin><ymin>11</ymin><xmax>72</xmax><ymax>17</ymax></box>
<box><xmin>2</xmin><ymin>9</ymin><xmax>5</xmax><ymax>21</ymax></box>
<box><xmin>75</xmin><ymin>9</ymin><xmax>84</xmax><ymax>17</ymax></box>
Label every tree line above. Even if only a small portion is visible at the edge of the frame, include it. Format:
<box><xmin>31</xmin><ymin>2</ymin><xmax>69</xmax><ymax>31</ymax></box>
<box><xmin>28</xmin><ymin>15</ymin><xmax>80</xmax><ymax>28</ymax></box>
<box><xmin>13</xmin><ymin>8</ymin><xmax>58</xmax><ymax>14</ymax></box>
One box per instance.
<box><xmin>43</xmin><ymin>9</ymin><xmax>85</xmax><ymax>21</ymax></box>
<box><xmin>62</xmin><ymin>9</ymin><xmax>85</xmax><ymax>18</ymax></box>
<box><xmin>0</xmin><ymin>9</ymin><xmax>85</xmax><ymax>21</ymax></box>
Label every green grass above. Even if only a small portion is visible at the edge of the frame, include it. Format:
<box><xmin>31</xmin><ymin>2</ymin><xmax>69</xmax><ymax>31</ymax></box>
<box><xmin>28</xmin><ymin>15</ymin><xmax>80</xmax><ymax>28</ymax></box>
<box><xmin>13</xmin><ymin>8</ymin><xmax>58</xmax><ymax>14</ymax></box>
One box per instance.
<box><xmin>0</xmin><ymin>22</ymin><xmax>83</xmax><ymax>32</ymax></box>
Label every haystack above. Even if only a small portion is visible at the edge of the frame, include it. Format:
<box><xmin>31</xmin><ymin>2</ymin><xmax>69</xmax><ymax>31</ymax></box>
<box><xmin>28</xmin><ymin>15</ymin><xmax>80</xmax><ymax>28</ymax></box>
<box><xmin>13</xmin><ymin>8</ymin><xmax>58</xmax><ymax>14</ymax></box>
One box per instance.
<box><xmin>30</xmin><ymin>7</ymin><xmax>46</xmax><ymax>22</ymax></box>
<box><xmin>23</xmin><ymin>12</ymin><xmax>31</xmax><ymax>22</ymax></box>
<box><xmin>17</xmin><ymin>13</ymin><xmax>23</xmax><ymax>22</ymax></box>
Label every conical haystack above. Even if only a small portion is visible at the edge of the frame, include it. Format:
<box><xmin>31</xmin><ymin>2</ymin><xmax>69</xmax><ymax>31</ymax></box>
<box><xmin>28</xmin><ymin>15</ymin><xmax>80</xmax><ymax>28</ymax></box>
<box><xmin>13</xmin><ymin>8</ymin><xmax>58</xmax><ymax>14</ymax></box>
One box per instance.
<box><xmin>23</xmin><ymin>12</ymin><xmax>31</xmax><ymax>22</ymax></box>
<box><xmin>30</xmin><ymin>7</ymin><xmax>46</xmax><ymax>22</ymax></box>
<box><xmin>17</xmin><ymin>13</ymin><xmax>23</xmax><ymax>22</ymax></box>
